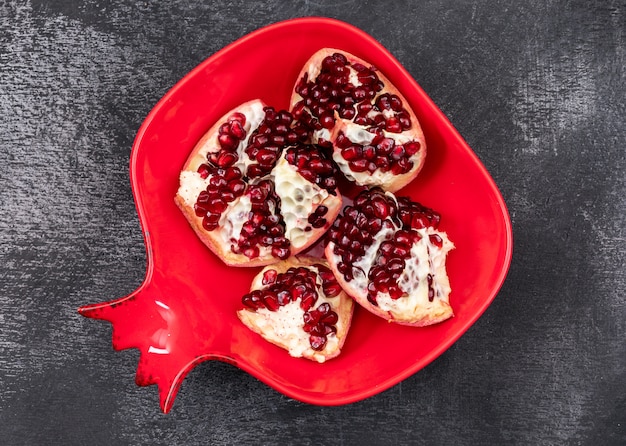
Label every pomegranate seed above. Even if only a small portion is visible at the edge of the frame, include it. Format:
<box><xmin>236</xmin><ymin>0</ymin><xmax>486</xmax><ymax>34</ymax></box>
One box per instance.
<box><xmin>390</xmin><ymin>145</ymin><xmax>405</xmax><ymax>161</ymax></box>
<box><xmin>389</xmin><ymin>95</ymin><xmax>403</xmax><ymax>111</ymax></box>
<box><xmin>385</xmin><ymin>117</ymin><xmax>402</xmax><ymax>133</ymax></box>
<box><xmin>358</xmin><ymin>102</ymin><xmax>373</xmax><ymax>114</ymax></box>
<box><xmin>310</xmin><ymin>218</ymin><xmax>326</xmax><ymax>229</ymax></box>
<box><xmin>196</xmin><ymin>190</ymin><xmax>210</xmax><ymax>203</ymax></box>
<box><xmin>341</xmin><ymin>145</ymin><xmax>361</xmax><ymax>161</ymax></box>
<box><xmin>309</xmin><ymin>335</ymin><xmax>327</xmax><ymax>351</ymax></box>
<box><xmin>219</xmin><ymin>122</ymin><xmax>231</xmax><ymax>135</ymax></box>
<box><xmin>228</xmin><ymin>179</ymin><xmax>246</xmax><ymax>196</ymax></box>
<box><xmin>218</xmin><ymin>133</ymin><xmax>237</xmax><ymax>151</ymax></box>
<box><xmin>241</xmin><ymin>221</ymin><xmax>256</xmax><ymax>237</ymax></box>
<box><xmin>339</xmin><ymin>108</ymin><xmax>356</xmax><ymax>119</ymax></box>
<box><xmin>358</xmin><ymin>71</ymin><xmax>378</xmax><ymax>86</ymax></box>
<box><xmin>372</xmin><ymin>200</ymin><xmax>390</xmax><ymax>219</ymax></box>
<box><xmin>373</xmin><ymin>114</ymin><xmax>386</xmax><ymax>128</ymax></box>
<box><xmin>248</xmin><ymin>186</ymin><xmax>267</xmax><ymax>203</ymax></box>
<box><xmin>251</xmin><ymin>134</ymin><xmax>268</xmax><ymax>146</ymax></box>
<box><xmin>322</xmin><ymin>282</ymin><xmax>342</xmax><ymax>298</ymax></box>
<box><xmin>267</xmin><ymin>225</ymin><xmax>283</xmax><ymax>236</ymax></box>
<box><xmin>243</xmin><ymin>246</ymin><xmax>260</xmax><ymax>259</ymax></box>
<box><xmin>202</xmin><ymin>216</ymin><xmax>219</xmax><ymax>231</ymax></box>
<box><xmin>427</xmin><ymin>274</ymin><xmax>435</xmax><ymax>301</ymax></box>
<box><xmin>391</xmin><ymin>159</ymin><xmax>411</xmax><ymax>175</ymax></box>
<box><xmin>352</xmin><ymin>87</ymin><xmax>367</xmax><ymax>101</ymax></box>
<box><xmin>262</xmin><ymin>269</ymin><xmax>277</xmax><ymax>285</ymax></box>
<box><xmin>208</xmin><ymin>152</ymin><xmax>219</xmax><ymax>165</ymax></box>
<box><xmin>319</xmin><ymin>112</ymin><xmax>335</xmax><ymax>129</ymax></box>
<box><xmin>299</xmin><ymin>168</ymin><xmax>316</xmax><ymax>183</ymax></box>
<box><xmin>395</xmin><ymin>231</ymin><xmax>413</xmax><ymax>246</ymax></box>
<box><xmin>387</xmin><ymin>258</ymin><xmax>405</xmax><ymax>273</ymax></box>
<box><xmin>271</xmin><ymin>246</ymin><xmax>290</xmax><ymax>260</ymax></box>
<box><xmin>398</xmin><ymin>111</ymin><xmax>412</xmax><ymax>130</ymax></box>
<box><xmin>376</xmin><ymin>94</ymin><xmax>392</xmax><ymax>110</ymax></box>
<box><xmin>316</xmin><ymin>302</ymin><xmax>331</xmax><ymax>314</ymax></box>
<box><xmin>277</xmin><ymin>290</ymin><xmax>291</xmax><ymax>305</ymax></box>
<box><xmin>429</xmin><ymin>234</ymin><xmax>443</xmax><ymax>248</ymax></box>
<box><xmin>285</xmin><ymin>144</ymin><xmax>337</xmax><ymax>193</ymax></box>
<box><xmin>335</xmin><ymin>133</ymin><xmax>352</xmax><ymax>149</ymax></box>
<box><xmin>300</xmin><ymin>293</ymin><xmax>316</xmax><ymax>311</ymax></box>
<box><xmin>229</xmin><ymin>120</ymin><xmax>246</xmax><ymax>139</ymax></box>
<box><xmin>309</xmin><ymin>158</ymin><xmax>330</xmax><ymax>173</ymax></box>
<box><xmin>210</xmin><ymin>175</ymin><xmax>227</xmax><ymax>188</ymax></box>
<box><xmin>361</xmin><ymin>145</ymin><xmax>375</xmax><ymax>160</ymax></box>
<box><xmin>242</xmin><ymin>291</ymin><xmax>263</xmax><ymax>310</ymax></box>
<box><xmin>193</xmin><ymin>204</ymin><xmax>206</xmax><ymax>217</ymax></box>
<box><xmin>258</xmin><ymin>235</ymin><xmax>273</xmax><ymax>246</ymax></box>
<box><xmin>321</xmin><ymin>311</ymin><xmax>339</xmax><ymax>327</ymax></box>
<box><xmin>388</xmin><ymin>284</ymin><xmax>404</xmax><ymax>299</ymax></box>
<box><xmin>349</xmin><ymin>159</ymin><xmax>369</xmax><ymax>172</ymax></box>
<box><xmin>207</xmin><ymin>197</ymin><xmax>227</xmax><ymax>214</ymax></box>
<box><xmin>256</xmin><ymin>149</ymin><xmax>276</xmax><ymax>166</ymax></box>
<box><xmin>217</xmin><ymin>152</ymin><xmax>237</xmax><ymax>168</ymax></box>
<box><xmin>222</xmin><ymin>166</ymin><xmax>241</xmax><ymax>181</ymax></box>
<box><xmin>404</xmin><ymin>141</ymin><xmax>420</xmax><ymax>156</ymax></box>
<box><xmin>228</xmin><ymin>112</ymin><xmax>246</xmax><ymax>125</ymax></box>
<box><xmin>263</xmin><ymin>293</ymin><xmax>280</xmax><ymax>311</ymax></box>
<box><xmin>197</xmin><ymin>164</ymin><xmax>211</xmax><ymax>178</ymax></box>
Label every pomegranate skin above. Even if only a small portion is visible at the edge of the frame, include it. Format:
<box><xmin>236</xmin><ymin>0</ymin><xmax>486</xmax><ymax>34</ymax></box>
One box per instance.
<box><xmin>237</xmin><ymin>256</ymin><xmax>354</xmax><ymax>363</ymax></box>
<box><xmin>290</xmin><ymin>48</ymin><xmax>427</xmax><ymax>193</ymax></box>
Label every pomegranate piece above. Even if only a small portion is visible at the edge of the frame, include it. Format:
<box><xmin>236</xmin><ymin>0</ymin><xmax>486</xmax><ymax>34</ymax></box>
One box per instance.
<box><xmin>325</xmin><ymin>188</ymin><xmax>455</xmax><ymax>327</ymax></box>
<box><xmin>175</xmin><ymin>100</ymin><xmax>343</xmax><ymax>267</ymax></box>
<box><xmin>290</xmin><ymin>48</ymin><xmax>427</xmax><ymax>192</ymax></box>
<box><xmin>237</xmin><ymin>257</ymin><xmax>354</xmax><ymax>363</ymax></box>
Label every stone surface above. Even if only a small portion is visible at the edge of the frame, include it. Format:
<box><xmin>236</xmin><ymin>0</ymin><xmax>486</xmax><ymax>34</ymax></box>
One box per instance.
<box><xmin>0</xmin><ymin>0</ymin><xmax>624</xmax><ymax>444</ymax></box>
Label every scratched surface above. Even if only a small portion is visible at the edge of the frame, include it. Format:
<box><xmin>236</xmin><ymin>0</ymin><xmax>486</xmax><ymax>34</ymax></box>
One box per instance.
<box><xmin>0</xmin><ymin>0</ymin><xmax>624</xmax><ymax>444</ymax></box>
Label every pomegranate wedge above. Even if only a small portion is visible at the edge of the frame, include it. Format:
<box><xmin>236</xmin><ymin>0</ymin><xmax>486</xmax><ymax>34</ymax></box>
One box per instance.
<box><xmin>325</xmin><ymin>188</ymin><xmax>454</xmax><ymax>326</ymax></box>
<box><xmin>176</xmin><ymin>99</ymin><xmax>342</xmax><ymax>267</ymax></box>
<box><xmin>290</xmin><ymin>48</ymin><xmax>426</xmax><ymax>192</ymax></box>
<box><xmin>237</xmin><ymin>256</ymin><xmax>354</xmax><ymax>363</ymax></box>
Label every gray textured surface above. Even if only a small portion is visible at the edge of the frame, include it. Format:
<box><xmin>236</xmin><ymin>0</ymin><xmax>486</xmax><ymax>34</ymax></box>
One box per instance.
<box><xmin>1</xmin><ymin>0</ymin><xmax>624</xmax><ymax>444</ymax></box>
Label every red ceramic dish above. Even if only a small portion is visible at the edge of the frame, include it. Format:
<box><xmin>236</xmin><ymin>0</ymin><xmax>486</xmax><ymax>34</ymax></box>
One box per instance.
<box><xmin>78</xmin><ymin>17</ymin><xmax>513</xmax><ymax>413</ymax></box>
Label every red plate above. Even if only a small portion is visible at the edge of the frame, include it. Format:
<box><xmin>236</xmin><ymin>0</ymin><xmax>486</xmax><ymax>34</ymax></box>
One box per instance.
<box><xmin>78</xmin><ymin>17</ymin><xmax>513</xmax><ymax>412</ymax></box>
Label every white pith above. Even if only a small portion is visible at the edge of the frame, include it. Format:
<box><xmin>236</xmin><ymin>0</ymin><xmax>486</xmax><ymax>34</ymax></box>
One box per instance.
<box><xmin>273</xmin><ymin>155</ymin><xmax>329</xmax><ymax>248</ymax></box>
<box><xmin>249</xmin><ymin>265</ymin><xmax>340</xmax><ymax>363</ymax></box>
<box><xmin>178</xmin><ymin>170</ymin><xmax>210</xmax><ymax>206</ymax></box>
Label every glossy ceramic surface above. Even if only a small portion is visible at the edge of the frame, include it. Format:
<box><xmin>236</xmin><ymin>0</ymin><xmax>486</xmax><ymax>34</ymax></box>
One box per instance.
<box><xmin>78</xmin><ymin>17</ymin><xmax>513</xmax><ymax>413</ymax></box>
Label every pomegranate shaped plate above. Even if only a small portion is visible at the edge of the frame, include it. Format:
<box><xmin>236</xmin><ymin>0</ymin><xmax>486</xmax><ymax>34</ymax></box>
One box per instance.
<box><xmin>78</xmin><ymin>17</ymin><xmax>513</xmax><ymax>412</ymax></box>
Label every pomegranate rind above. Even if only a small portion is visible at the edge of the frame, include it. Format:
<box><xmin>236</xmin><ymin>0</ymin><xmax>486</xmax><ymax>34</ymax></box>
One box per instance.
<box><xmin>290</xmin><ymin>48</ymin><xmax>427</xmax><ymax>193</ymax></box>
<box><xmin>175</xmin><ymin>100</ymin><xmax>343</xmax><ymax>267</ymax></box>
<box><xmin>237</xmin><ymin>256</ymin><xmax>354</xmax><ymax>362</ymax></box>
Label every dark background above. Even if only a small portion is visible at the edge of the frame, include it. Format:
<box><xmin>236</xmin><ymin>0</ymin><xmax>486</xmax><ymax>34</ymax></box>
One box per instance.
<box><xmin>1</xmin><ymin>0</ymin><xmax>624</xmax><ymax>444</ymax></box>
